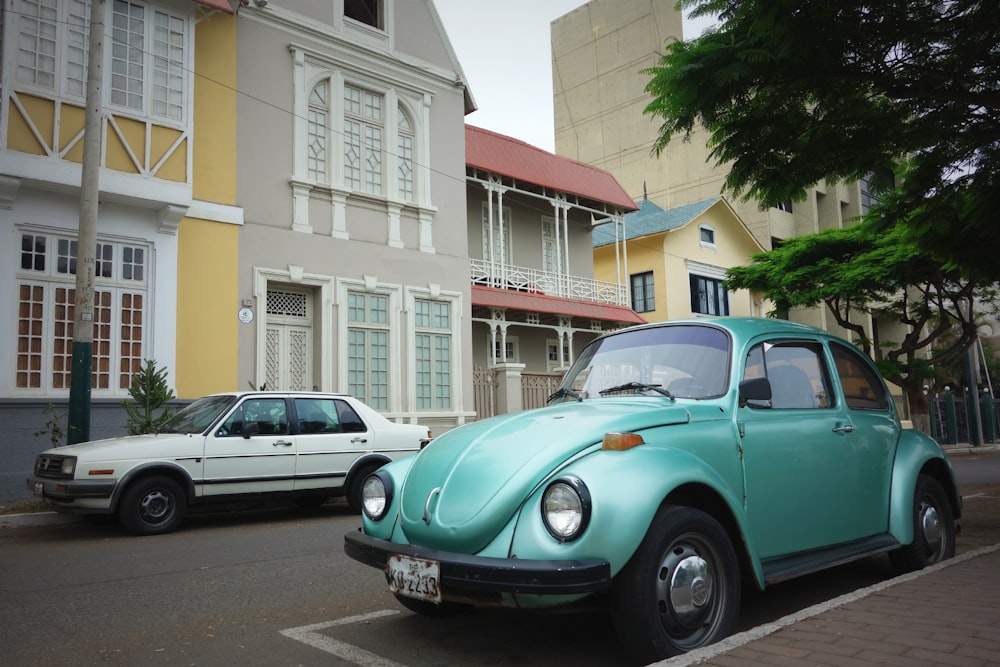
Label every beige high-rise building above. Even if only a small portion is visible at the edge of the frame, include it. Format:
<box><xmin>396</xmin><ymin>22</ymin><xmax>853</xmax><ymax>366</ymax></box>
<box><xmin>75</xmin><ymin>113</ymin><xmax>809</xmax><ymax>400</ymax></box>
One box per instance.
<box><xmin>551</xmin><ymin>0</ymin><xmax>881</xmax><ymax>336</ymax></box>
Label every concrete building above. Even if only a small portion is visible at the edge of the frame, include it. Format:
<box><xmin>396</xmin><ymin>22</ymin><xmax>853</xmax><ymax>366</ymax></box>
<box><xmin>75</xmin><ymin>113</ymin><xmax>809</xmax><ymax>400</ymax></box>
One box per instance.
<box><xmin>551</xmin><ymin>0</ymin><xmax>883</xmax><ymax>336</ymax></box>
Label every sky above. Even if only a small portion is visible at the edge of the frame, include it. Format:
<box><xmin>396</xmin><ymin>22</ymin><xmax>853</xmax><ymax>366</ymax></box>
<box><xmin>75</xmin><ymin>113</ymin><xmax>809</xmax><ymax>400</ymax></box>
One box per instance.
<box><xmin>433</xmin><ymin>0</ymin><xmax>716</xmax><ymax>152</ymax></box>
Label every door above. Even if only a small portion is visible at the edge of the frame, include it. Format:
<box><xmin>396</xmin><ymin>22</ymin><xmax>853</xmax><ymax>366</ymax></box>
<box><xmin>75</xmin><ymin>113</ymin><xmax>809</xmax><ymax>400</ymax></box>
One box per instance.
<box><xmin>264</xmin><ymin>287</ymin><xmax>313</xmax><ymax>391</ymax></box>
<box><xmin>292</xmin><ymin>397</ymin><xmax>372</xmax><ymax>491</ymax></box>
<box><xmin>202</xmin><ymin>396</ymin><xmax>296</xmax><ymax>497</ymax></box>
<box><xmin>737</xmin><ymin>338</ymin><xmax>871</xmax><ymax>558</ymax></box>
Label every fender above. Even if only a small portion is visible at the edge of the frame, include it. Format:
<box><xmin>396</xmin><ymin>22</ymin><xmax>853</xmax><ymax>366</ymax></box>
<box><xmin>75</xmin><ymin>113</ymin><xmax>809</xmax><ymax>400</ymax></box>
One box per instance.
<box><xmin>109</xmin><ymin>461</ymin><xmax>198</xmax><ymax>512</ymax></box>
<box><xmin>362</xmin><ymin>455</ymin><xmax>418</xmax><ymax>540</ymax></box>
<box><xmin>508</xmin><ymin>443</ymin><xmax>764</xmax><ymax>587</ymax></box>
<box><xmin>888</xmin><ymin>429</ymin><xmax>962</xmax><ymax>544</ymax></box>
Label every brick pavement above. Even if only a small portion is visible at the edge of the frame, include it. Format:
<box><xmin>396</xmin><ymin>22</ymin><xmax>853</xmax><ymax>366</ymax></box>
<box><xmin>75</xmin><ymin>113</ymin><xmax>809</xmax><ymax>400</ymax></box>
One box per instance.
<box><xmin>656</xmin><ymin>544</ymin><xmax>1000</xmax><ymax>666</ymax></box>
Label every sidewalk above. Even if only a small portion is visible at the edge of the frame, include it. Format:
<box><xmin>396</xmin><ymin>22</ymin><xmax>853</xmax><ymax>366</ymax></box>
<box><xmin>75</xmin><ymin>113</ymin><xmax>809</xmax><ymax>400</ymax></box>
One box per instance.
<box><xmin>657</xmin><ymin>544</ymin><xmax>1000</xmax><ymax>666</ymax></box>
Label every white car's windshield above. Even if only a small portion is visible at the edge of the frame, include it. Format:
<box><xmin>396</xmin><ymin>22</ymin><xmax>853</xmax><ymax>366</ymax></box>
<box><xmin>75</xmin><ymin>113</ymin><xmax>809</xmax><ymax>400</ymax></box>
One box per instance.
<box><xmin>158</xmin><ymin>395</ymin><xmax>238</xmax><ymax>434</ymax></box>
<box><xmin>554</xmin><ymin>325</ymin><xmax>731</xmax><ymax>401</ymax></box>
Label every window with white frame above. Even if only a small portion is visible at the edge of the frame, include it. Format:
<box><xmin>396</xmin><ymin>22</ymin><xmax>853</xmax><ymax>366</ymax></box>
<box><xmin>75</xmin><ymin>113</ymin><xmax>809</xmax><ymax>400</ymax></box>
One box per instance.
<box><xmin>347</xmin><ymin>291</ymin><xmax>389</xmax><ymax>409</ymax></box>
<box><xmin>15</xmin><ymin>0</ymin><xmax>189</xmax><ymax>123</ymax></box>
<box><xmin>690</xmin><ymin>274</ymin><xmax>729</xmax><ymax>316</ymax></box>
<box><xmin>397</xmin><ymin>109</ymin><xmax>414</xmax><ymax>202</ymax></box>
<box><xmin>547</xmin><ymin>338</ymin><xmax>570</xmax><ymax>371</ymax></box>
<box><xmin>542</xmin><ymin>217</ymin><xmax>559</xmax><ymax>274</ymax></box>
<box><xmin>307</xmin><ymin>81</ymin><xmax>329</xmax><ymax>182</ymax></box>
<box><xmin>345</xmin><ymin>0</ymin><xmax>383</xmax><ymax>29</ymax></box>
<box><xmin>414</xmin><ymin>299</ymin><xmax>451</xmax><ymax>410</ymax></box>
<box><xmin>699</xmin><ymin>224</ymin><xmax>716</xmax><ymax>248</ymax></box>
<box><xmin>491</xmin><ymin>335</ymin><xmax>518</xmax><ymax>363</ymax></box>
<box><xmin>481</xmin><ymin>202</ymin><xmax>512</xmax><ymax>266</ymax></box>
<box><xmin>344</xmin><ymin>84</ymin><xmax>384</xmax><ymax>195</ymax></box>
<box><xmin>16</xmin><ymin>230</ymin><xmax>148</xmax><ymax>395</ymax></box>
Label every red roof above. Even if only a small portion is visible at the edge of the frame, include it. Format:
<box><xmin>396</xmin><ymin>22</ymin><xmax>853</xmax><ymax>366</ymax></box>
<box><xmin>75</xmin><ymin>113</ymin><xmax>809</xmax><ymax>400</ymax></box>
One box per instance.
<box><xmin>471</xmin><ymin>285</ymin><xmax>645</xmax><ymax>325</ymax></box>
<box><xmin>466</xmin><ymin>125</ymin><xmax>638</xmax><ymax>211</ymax></box>
<box><xmin>194</xmin><ymin>0</ymin><xmax>235</xmax><ymax>13</ymax></box>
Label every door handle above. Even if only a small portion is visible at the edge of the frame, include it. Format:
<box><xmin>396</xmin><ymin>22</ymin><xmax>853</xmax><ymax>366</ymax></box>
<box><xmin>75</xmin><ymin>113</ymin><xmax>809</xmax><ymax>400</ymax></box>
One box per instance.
<box><xmin>351</xmin><ymin>437</ymin><xmax>368</xmax><ymax>444</ymax></box>
<box><xmin>273</xmin><ymin>440</ymin><xmax>293</xmax><ymax>447</ymax></box>
<box><xmin>831</xmin><ymin>424</ymin><xmax>855</xmax><ymax>434</ymax></box>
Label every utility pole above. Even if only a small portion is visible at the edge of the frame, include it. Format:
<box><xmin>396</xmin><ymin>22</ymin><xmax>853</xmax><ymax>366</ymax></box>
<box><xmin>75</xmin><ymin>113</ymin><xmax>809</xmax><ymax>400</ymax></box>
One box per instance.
<box><xmin>68</xmin><ymin>0</ymin><xmax>106</xmax><ymax>444</ymax></box>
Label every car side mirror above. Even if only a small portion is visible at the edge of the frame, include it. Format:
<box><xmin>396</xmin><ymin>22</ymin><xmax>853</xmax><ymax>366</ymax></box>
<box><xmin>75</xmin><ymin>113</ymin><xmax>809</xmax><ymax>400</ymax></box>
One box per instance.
<box><xmin>243</xmin><ymin>422</ymin><xmax>259</xmax><ymax>439</ymax></box>
<box><xmin>739</xmin><ymin>377</ymin><xmax>772</xmax><ymax>408</ymax></box>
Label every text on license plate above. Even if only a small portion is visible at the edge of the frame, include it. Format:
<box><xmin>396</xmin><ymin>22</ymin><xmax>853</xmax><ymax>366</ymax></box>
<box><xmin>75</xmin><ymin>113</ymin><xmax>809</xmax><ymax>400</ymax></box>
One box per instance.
<box><xmin>387</xmin><ymin>555</ymin><xmax>441</xmax><ymax>604</ymax></box>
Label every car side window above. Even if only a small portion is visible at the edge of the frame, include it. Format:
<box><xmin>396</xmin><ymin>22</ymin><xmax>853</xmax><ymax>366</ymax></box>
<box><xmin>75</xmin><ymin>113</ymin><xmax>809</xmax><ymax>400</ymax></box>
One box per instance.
<box><xmin>744</xmin><ymin>340</ymin><xmax>832</xmax><ymax>409</ymax></box>
<box><xmin>336</xmin><ymin>400</ymin><xmax>368</xmax><ymax>433</ymax></box>
<box><xmin>831</xmin><ymin>342</ymin><xmax>891</xmax><ymax>411</ymax></box>
<box><xmin>294</xmin><ymin>398</ymin><xmax>341</xmax><ymax>434</ymax></box>
<box><xmin>231</xmin><ymin>398</ymin><xmax>289</xmax><ymax>436</ymax></box>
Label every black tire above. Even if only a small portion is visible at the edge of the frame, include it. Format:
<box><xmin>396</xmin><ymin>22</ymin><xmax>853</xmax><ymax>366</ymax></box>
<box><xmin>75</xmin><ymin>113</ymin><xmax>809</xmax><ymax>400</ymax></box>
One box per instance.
<box><xmin>889</xmin><ymin>474</ymin><xmax>956</xmax><ymax>573</ymax></box>
<box><xmin>118</xmin><ymin>475</ymin><xmax>187</xmax><ymax>536</ymax></box>
<box><xmin>393</xmin><ymin>594</ymin><xmax>472</xmax><ymax>617</ymax></box>
<box><xmin>611</xmin><ymin>506</ymin><xmax>740</xmax><ymax>664</ymax></box>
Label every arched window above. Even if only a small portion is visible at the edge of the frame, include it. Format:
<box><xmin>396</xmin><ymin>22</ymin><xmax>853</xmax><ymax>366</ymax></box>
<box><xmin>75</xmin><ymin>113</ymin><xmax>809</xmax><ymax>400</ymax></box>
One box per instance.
<box><xmin>397</xmin><ymin>109</ymin><xmax>414</xmax><ymax>201</ymax></box>
<box><xmin>307</xmin><ymin>81</ymin><xmax>329</xmax><ymax>182</ymax></box>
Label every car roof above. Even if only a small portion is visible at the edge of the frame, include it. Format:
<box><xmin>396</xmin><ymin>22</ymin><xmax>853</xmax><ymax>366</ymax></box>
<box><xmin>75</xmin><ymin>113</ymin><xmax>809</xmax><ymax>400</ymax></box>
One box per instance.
<box><xmin>603</xmin><ymin>317</ymin><xmax>837</xmax><ymax>345</ymax></box>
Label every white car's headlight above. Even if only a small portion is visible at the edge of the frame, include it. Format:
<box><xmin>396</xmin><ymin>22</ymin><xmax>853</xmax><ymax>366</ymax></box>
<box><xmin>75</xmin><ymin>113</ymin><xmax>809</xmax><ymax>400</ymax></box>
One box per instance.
<box><xmin>361</xmin><ymin>471</ymin><xmax>393</xmax><ymax>521</ymax></box>
<box><xmin>542</xmin><ymin>476</ymin><xmax>591</xmax><ymax>542</ymax></box>
<box><xmin>60</xmin><ymin>457</ymin><xmax>77</xmax><ymax>476</ymax></box>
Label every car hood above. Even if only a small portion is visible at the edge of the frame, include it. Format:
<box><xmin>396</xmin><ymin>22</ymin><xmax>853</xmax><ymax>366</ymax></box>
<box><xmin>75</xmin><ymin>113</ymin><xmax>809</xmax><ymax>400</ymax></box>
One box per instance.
<box><xmin>41</xmin><ymin>433</ymin><xmax>202</xmax><ymax>462</ymax></box>
<box><xmin>397</xmin><ymin>399</ymin><xmax>690</xmax><ymax>553</ymax></box>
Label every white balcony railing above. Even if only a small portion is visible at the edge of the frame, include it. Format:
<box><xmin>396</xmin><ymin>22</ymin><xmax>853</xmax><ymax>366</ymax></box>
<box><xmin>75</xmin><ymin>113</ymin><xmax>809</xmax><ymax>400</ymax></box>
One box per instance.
<box><xmin>471</xmin><ymin>259</ymin><xmax>628</xmax><ymax>306</ymax></box>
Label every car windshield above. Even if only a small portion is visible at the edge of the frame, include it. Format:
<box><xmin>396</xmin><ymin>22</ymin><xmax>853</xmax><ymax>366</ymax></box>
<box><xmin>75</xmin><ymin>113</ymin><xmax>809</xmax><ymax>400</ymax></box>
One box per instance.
<box><xmin>158</xmin><ymin>395</ymin><xmax>239</xmax><ymax>434</ymax></box>
<box><xmin>553</xmin><ymin>324</ymin><xmax>731</xmax><ymax>401</ymax></box>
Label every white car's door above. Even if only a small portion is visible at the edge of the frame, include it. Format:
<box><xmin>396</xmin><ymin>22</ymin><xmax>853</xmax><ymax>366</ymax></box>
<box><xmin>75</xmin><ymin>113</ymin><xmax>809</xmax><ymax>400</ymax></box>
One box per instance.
<box><xmin>291</xmin><ymin>397</ymin><xmax>371</xmax><ymax>491</ymax></box>
<box><xmin>201</xmin><ymin>396</ymin><xmax>296</xmax><ymax>496</ymax></box>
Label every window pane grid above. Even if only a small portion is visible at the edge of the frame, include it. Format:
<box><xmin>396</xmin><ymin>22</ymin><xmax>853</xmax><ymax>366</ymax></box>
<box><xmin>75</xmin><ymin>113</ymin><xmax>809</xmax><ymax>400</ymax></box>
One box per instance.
<box><xmin>348</xmin><ymin>292</ymin><xmax>390</xmax><ymax>409</ymax></box>
<box><xmin>14</xmin><ymin>231</ymin><xmax>148</xmax><ymax>395</ymax></box>
<box><xmin>111</xmin><ymin>1</ymin><xmax>146</xmax><ymax>111</ymax></box>
<box><xmin>415</xmin><ymin>299</ymin><xmax>452</xmax><ymax>410</ymax></box>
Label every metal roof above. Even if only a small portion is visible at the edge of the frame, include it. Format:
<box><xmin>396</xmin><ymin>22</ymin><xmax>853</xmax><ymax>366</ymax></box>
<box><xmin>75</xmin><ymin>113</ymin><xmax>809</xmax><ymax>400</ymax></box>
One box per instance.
<box><xmin>466</xmin><ymin>125</ymin><xmax>638</xmax><ymax>211</ymax></box>
<box><xmin>471</xmin><ymin>286</ymin><xmax>646</xmax><ymax>325</ymax></box>
<box><xmin>592</xmin><ymin>197</ymin><xmax>721</xmax><ymax>247</ymax></box>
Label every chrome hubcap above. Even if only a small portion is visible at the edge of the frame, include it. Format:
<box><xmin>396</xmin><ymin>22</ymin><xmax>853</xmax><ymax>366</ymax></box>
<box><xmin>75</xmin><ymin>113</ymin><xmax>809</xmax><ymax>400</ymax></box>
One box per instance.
<box><xmin>920</xmin><ymin>501</ymin><xmax>943</xmax><ymax>559</ymax></box>
<box><xmin>657</xmin><ymin>544</ymin><xmax>715</xmax><ymax>630</ymax></box>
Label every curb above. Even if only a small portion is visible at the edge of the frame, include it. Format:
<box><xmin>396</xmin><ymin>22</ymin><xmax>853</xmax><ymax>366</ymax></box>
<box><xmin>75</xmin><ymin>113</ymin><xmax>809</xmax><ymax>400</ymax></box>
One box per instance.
<box><xmin>0</xmin><ymin>511</ymin><xmax>81</xmax><ymax>530</ymax></box>
<box><xmin>654</xmin><ymin>543</ymin><xmax>1000</xmax><ymax>666</ymax></box>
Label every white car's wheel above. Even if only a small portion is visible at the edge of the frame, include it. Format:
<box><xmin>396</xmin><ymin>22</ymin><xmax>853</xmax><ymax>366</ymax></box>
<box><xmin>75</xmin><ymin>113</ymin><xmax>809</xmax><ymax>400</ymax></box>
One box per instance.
<box><xmin>118</xmin><ymin>475</ymin><xmax>187</xmax><ymax>536</ymax></box>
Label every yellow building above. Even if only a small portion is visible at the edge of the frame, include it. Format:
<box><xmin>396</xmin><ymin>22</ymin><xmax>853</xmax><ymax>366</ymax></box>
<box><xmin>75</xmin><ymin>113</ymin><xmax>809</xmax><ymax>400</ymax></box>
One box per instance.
<box><xmin>594</xmin><ymin>197</ymin><xmax>765</xmax><ymax>322</ymax></box>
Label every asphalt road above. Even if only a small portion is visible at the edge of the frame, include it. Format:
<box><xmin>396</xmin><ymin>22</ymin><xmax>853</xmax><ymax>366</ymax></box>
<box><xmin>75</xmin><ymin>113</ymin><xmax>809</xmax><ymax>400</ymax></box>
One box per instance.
<box><xmin>1</xmin><ymin>450</ymin><xmax>997</xmax><ymax>667</ymax></box>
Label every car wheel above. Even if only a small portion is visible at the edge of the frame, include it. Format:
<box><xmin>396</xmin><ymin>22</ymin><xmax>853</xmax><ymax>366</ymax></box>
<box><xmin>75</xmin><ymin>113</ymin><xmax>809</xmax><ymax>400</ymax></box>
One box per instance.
<box><xmin>393</xmin><ymin>594</ymin><xmax>472</xmax><ymax>617</ymax></box>
<box><xmin>889</xmin><ymin>474</ymin><xmax>956</xmax><ymax>573</ymax></box>
<box><xmin>611</xmin><ymin>506</ymin><xmax>740</xmax><ymax>663</ymax></box>
<box><xmin>118</xmin><ymin>475</ymin><xmax>187</xmax><ymax>536</ymax></box>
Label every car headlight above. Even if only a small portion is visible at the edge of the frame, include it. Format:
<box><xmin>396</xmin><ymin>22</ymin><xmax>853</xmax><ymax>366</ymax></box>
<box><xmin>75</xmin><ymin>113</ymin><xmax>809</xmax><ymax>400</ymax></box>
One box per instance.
<box><xmin>61</xmin><ymin>457</ymin><xmax>77</xmax><ymax>476</ymax></box>
<box><xmin>542</xmin><ymin>475</ymin><xmax>591</xmax><ymax>542</ymax></box>
<box><xmin>361</xmin><ymin>470</ymin><xmax>394</xmax><ymax>521</ymax></box>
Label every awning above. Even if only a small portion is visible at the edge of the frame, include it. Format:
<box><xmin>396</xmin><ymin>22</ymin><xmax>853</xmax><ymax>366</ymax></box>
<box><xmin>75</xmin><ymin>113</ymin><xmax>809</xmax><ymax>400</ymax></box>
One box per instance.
<box><xmin>193</xmin><ymin>0</ymin><xmax>235</xmax><ymax>14</ymax></box>
<box><xmin>471</xmin><ymin>285</ymin><xmax>646</xmax><ymax>325</ymax></box>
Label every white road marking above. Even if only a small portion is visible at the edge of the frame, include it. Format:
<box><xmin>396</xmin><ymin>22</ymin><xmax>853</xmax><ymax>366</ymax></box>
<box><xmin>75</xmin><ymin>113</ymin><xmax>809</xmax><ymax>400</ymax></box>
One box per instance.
<box><xmin>280</xmin><ymin>609</ymin><xmax>406</xmax><ymax>667</ymax></box>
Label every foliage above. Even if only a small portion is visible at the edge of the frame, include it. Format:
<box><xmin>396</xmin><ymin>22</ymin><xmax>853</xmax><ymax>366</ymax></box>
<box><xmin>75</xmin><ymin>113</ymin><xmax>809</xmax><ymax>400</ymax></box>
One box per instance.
<box><xmin>122</xmin><ymin>360</ymin><xmax>176</xmax><ymax>435</ymax></box>
<box><xmin>34</xmin><ymin>404</ymin><xmax>68</xmax><ymax>448</ymax></box>
<box><xmin>725</xmin><ymin>221</ymin><xmax>998</xmax><ymax>414</ymax></box>
<box><xmin>644</xmin><ymin>0</ymin><xmax>1000</xmax><ymax>279</ymax></box>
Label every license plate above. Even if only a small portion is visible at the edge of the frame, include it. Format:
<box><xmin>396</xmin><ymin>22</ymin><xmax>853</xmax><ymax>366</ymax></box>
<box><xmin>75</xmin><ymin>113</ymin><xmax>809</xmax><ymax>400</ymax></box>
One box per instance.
<box><xmin>387</xmin><ymin>555</ymin><xmax>442</xmax><ymax>604</ymax></box>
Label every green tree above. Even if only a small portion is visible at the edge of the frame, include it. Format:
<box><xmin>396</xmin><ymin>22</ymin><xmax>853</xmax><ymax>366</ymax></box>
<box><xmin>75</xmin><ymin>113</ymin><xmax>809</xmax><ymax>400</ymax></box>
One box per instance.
<box><xmin>122</xmin><ymin>360</ymin><xmax>176</xmax><ymax>435</ymax></box>
<box><xmin>725</xmin><ymin>222</ymin><xmax>997</xmax><ymax>428</ymax></box>
<box><xmin>645</xmin><ymin>0</ymin><xmax>1000</xmax><ymax>279</ymax></box>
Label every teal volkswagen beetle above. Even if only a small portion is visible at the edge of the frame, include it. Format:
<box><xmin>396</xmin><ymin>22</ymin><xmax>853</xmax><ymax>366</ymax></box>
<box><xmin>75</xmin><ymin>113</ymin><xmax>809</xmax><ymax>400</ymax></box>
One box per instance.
<box><xmin>345</xmin><ymin>318</ymin><xmax>960</xmax><ymax>663</ymax></box>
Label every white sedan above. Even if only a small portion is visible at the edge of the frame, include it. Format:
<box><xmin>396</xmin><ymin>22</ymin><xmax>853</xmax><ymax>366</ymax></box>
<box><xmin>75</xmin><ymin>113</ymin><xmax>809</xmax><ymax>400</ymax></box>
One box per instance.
<box><xmin>27</xmin><ymin>392</ymin><xmax>431</xmax><ymax>535</ymax></box>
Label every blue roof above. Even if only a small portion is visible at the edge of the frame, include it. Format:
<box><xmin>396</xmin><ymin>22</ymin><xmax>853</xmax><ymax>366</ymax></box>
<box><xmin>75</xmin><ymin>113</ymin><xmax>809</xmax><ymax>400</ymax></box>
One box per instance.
<box><xmin>592</xmin><ymin>197</ymin><xmax>720</xmax><ymax>248</ymax></box>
